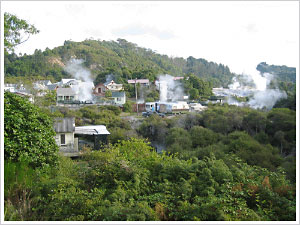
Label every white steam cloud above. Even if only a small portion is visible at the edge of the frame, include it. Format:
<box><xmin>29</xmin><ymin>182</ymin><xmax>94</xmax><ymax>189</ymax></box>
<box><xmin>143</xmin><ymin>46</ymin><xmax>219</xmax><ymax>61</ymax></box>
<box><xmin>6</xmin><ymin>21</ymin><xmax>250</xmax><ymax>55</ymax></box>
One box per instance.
<box><xmin>64</xmin><ymin>59</ymin><xmax>95</xmax><ymax>101</ymax></box>
<box><xmin>214</xmin><ymin>70</ymin><xmax>287</xmax><ymax>110</ymax></box>
<box><xmin>155</xmin><ymin>74</ymin><xmax>185</xmax><ymax>102</ymax></box>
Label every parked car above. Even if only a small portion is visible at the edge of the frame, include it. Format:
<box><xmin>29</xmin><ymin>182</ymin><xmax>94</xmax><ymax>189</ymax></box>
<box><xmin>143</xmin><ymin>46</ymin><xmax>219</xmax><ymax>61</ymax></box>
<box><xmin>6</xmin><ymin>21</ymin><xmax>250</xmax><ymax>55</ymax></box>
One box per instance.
<box><xmin>142</xmin><ymin>111</ymin><xmax>165</xmax><ymax>118</ymax></box>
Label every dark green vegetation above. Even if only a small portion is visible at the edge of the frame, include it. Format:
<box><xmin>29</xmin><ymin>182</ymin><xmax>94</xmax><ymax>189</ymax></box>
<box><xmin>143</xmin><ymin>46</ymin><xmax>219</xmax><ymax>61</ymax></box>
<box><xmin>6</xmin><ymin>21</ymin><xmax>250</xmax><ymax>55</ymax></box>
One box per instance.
<box><xmin>4</xmin><ymin>92</ymin><xmax>59</xmax><ymax>168</ymax></box>
<box><xmin>257</xmin><ymin>62</ymin><xmax>296</xmax><ymax>84</ymax></box>
<box><xmin>5</xmin><ymin>94</ymin><xmax>296</xmax><ymax>221</ymax></box>
<box><xmin>138</xmin><ymin>104</ymin><xmax>296</xmax><ymax>181</ymax></box>
<box><xmin>5</xmin><ymin>38</ymin><xmax>236</xmax><ymax>88</ymax></box>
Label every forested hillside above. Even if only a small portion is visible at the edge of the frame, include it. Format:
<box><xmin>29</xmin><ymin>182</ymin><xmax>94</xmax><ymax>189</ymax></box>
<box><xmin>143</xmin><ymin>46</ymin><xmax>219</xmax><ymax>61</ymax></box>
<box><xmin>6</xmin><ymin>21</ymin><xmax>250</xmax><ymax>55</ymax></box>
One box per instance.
<box><xmin>257</xmin><ymin>62</ymin><xmax>296</xmax><ymax>83</ymax></box>
<box><xmin>5</xmin><ymin>39</ymin><xmax>236</xmax><ymax>87</ymax></box>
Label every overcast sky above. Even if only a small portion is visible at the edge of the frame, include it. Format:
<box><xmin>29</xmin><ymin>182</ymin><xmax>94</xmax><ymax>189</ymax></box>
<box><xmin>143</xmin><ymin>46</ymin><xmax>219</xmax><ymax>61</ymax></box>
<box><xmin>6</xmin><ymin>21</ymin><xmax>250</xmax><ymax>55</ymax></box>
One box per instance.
<box><xmin>2</xmin><ymin>1</ymin><xmax>299</xmax><ymax>75</ymax></box>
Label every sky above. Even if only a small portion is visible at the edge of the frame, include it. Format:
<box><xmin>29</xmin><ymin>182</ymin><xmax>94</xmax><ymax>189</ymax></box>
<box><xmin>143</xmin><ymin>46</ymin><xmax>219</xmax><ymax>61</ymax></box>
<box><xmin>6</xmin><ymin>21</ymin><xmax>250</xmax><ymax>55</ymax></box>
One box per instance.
<box><xmin>1</xmin><ymin>1</ymin><xmax>299</xmax><ymax>75</ymax></box>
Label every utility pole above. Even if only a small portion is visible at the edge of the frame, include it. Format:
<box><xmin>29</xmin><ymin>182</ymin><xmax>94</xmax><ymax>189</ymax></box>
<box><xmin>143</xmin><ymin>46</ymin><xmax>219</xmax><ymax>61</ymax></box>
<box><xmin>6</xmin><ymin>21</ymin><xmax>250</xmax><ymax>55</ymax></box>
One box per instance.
<box><xmin>135</xmin><ymin>79</ymin><xmax>138</xmax><ymax>114</ymax></box>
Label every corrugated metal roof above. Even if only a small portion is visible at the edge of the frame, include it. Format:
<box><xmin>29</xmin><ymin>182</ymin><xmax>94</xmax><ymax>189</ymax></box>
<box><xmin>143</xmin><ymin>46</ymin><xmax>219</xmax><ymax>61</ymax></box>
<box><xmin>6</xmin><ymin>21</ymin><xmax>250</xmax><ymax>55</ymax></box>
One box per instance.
<box><xmin>75</xmin><ymin>125</ymin><xmax>110</xmax><ymax>135</ymax></box>
<box><xmin>128</xmin><ymin>79</ymin><xmax>150</xmax><ymax>84</ymax></box>
<box><xmin>54</xmin><ymin>117</ymin><xmax>75</xmax><ymax>133</ymax></box>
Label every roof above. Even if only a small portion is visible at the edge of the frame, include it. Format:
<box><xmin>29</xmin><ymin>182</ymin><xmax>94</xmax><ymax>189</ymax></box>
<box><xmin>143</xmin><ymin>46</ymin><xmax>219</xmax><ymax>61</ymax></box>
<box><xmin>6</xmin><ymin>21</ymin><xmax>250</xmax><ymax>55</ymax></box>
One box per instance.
<box><xmin>5</xmin><ymin>83</ymin><xmax>18</xmax><ymax>87</ymax></box>
<box><xmin>128</xmin><ymin>79</ymin><xmax>150</xmax><ymax>84</ymax></box>
<box><xmin>53</xmin><ymin>117</ymin><xmax>75</xmax><ymax>133</ymax></box>
<box><xmin>111</xmin><ymin>91</ymin><xmax>125</xmax><ymax>98</ymax></box>
<box><xmin>56</xmin><ymin>87</ymin><xmax>76</xmax><ymax>96</ymax></box>
<box><xmin>47</xmin><ymin>83</ymin><xmax>59</xmax><ymax>90</ymax></box>
<box><xmin>104</xmin><ymin>80</ymin><xmax>115</xmax><ymax>86</ymax></box>
<box><xmin>173</xmin><ymin>77</ymin><xmax>184</xmax><ymax>80</ymax></box>
<box><xmin>35</xmin><ymin>80</ymin><xmax>52</xmax><ymax>85</ymax></box>
<box><xmin>75</xmin><ymin>125</ymin><xmax>110</xmax><ymax>135</ymax></box>
<box><xmin>61</xmin><ymin>79</ymin><xmax>76</xmax><ymax>84</ymax></box>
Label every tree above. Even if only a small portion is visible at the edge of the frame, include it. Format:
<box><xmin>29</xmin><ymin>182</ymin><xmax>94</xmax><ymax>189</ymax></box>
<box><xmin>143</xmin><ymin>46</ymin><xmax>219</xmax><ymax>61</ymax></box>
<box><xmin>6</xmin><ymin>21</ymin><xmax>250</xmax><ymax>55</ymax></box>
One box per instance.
<box><xmin>4</xmin><ymin>92</ymin><xmax>59</xmax><ymax>168</ymax></box>
<box><xmin>4</xmin><ymin>12</ymin><xmax>39</xmax><ymax>53</ymax></box>
<box><xmin>189</xmin><ymin>126</ymin><xmax>219</xmax><ymax>148</ymax></box>
<box><xmin>105</xmin><ymin>89</ymin><xmax>112</xmax><ymax>98</ymax></box>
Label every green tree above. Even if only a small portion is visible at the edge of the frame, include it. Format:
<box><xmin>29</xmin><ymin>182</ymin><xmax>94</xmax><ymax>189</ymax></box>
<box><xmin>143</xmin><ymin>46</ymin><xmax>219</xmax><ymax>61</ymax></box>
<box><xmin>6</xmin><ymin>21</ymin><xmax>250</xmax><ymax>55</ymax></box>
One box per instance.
<box><xmin>105</xmin><ymin>89</ymin><xmax>112</xmax><ymax>98</ymax></box>
<box><xmin>4</xmin><ymin>12</ymin><xmax>39</xmax><ymax>53</ymax></box>
<box><xmin>4</xmin><ymin>92</ymin><xmax>59</xmax><ymax>168</ymax></box>
<box><xmin>189</xmin><ymin>126</ymin><xmax>219</xmax><ymax>148</ymax></box>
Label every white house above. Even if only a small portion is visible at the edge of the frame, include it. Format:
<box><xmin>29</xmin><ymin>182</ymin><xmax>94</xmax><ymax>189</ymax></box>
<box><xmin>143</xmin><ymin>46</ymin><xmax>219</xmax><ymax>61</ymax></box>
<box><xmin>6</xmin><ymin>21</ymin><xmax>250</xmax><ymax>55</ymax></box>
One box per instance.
<box><xmin>111</xmin><ymin>91</ymin><xmax>126</xmax><ymax>105</ymax></box>
<box><xmin>56</xmin><ymin>87</ymin><xmax>78</xmax><ymax>102</ymax></box>
<box><xmin>104</xmin><ymin>80</ymin><xmax>123</xmax><ymax>91</ymax></box>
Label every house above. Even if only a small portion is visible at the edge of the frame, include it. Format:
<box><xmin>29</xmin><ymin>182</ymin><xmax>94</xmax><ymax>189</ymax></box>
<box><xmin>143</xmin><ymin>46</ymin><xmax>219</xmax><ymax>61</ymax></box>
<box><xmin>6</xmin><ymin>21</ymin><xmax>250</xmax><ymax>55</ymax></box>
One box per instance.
<box><xmin>93</xmin><ymin>80</ymin><xmax>123</xmax><ymax>96</ymax></box>
<box><xmin>93</xmin><ymin>83</ymin><xmax>107</xmax><ymax>96</ymax></box>
<box><xmin>111</xmin><ymin>91</ymin><xmax>126</xmax><ymax>105</ymax></box>
<box><xmin>128</xmin><ymin>79</ymin><xmax>150</xmax><ymax>86</ymax></box>
<box><xmin>14</xmin><ymin>91</ymin><xmax>35</xmax><ymax>103</ymax></box>
<box><xmin>60</xmin><ymin>78</ymin><xmax>77</xmax><ymax>86</ymax></box>
<box><xmin>75</xmin><ymin>125</ymin><xmax>110</xmax><ymax>150</ymax></box>
<box><xmin>56</xmin><ymin>87</ymin><xmax>78</xmax><ymax>102</ymax></box>
<box><xmin>65</xmin><ymin>79</ymin><xmax>82</xmax><ymax>87</ymax></box>
<box><xmin>4</xmin><ymin>83</ymin><xmax>27</xmax><ymax>92</ymax></box>
<box><xmin>104</xmin><ymin>80</ymin><xmax>123</xmax><ymax>91</ymax></box>
<box><xmin>34</xmin><ymin>80</ymin><xmax>52</xmax><ymax>90</ymax></box>
<box><xmin>4</xmin><ymin>84</ymin><xmax>18</xmax><ymax>92</ymax></box>
<box><xmin>53</xmin><ymin>117</ymin><xmax>79</xmax><ymax>156</ymax></box>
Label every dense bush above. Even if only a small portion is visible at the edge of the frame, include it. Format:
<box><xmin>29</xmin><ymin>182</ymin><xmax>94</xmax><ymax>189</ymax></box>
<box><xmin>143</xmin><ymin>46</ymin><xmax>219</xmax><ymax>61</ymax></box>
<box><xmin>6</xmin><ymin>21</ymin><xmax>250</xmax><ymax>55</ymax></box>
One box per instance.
<box><xmin>4</xmin><ymin>92</ymin><xmax>59</xmax><ymax>168</ymax></box>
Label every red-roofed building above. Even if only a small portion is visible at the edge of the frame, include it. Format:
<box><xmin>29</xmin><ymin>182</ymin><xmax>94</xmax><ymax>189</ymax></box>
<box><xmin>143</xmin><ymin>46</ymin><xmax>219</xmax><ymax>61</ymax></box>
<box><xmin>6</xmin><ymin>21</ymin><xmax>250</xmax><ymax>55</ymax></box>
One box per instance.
<box><xmin>128</xmin><ymin>79</ymin><xmax>150</xmax><ymax>86</ymax></box>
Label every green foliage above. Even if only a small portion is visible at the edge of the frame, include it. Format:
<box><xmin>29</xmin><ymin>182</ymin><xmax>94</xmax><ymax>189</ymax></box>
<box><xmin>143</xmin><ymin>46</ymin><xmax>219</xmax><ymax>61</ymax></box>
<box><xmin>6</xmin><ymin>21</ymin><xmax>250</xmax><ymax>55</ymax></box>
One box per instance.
<box><xmin>166</xmin><ymin>127</ymin><xmax>192</xmax><ymax>153</ymax></box>
<box><xmin>34</xmin><ymin>90</ymin><xmax>57</xmax><ymax>107</ymax></box>
<box><xmin>256</xmin><ymin>62</ymin><xmax>296</xmax><ymax>84</ymax></box>
<box><xmin>189</xmin><ymin>126</ymin><xmax>219</xmax><ymax>148</ymax></box>
<box><xmin>4</xmin><ymin>92</ymin><xmax>59</xmax><ymax>168</ymax></box>
<box><xmin>224</xmin><ymin>131</ymin><xmax>282</xmax><ymax>171</ymax></box>
<box><xmin>4</xmin><ymin>138</ymin><xmax>295</xmax><ymax>221</ymax></box>
<box><xmin>105</xmin><ymin>89</ymin><xmax>112</xmax><ymax>97</ymax></box>
<box><xmin>4</xmin><ymin>12</ymin><xmax>39</xmax><ymax>53</ymax></box>
<box><xmin>266</xmin><ymin>108</ymin><xmax>296</xmax><ymax>156</ymax></box>
<box><xmin>123</xmin><ymin>100</ymin><xmax>134</xmax><ymax>113</ymax></box>
<box><xmin>5</xmin><ymin>38</ymin><xmax>237</xmax><ymax>87</ymax></box>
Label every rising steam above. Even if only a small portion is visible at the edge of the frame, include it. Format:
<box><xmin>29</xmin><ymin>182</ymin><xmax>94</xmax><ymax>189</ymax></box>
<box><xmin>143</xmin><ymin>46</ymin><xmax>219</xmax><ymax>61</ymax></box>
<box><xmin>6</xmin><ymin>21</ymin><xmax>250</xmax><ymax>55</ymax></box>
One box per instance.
<box><xmin>214</xmin><ymin>70</ymin><xmax>287</xmax><ymax>110</ymax></box>
<box><xmin>155</xmin><ymin>74</ymin><xmax>185</xmax><ymax>102</ymax></box>
<box><xmin>64</xmin><ymin>58</ymin><xmax>95</xmax><ymax>101</ymax></box>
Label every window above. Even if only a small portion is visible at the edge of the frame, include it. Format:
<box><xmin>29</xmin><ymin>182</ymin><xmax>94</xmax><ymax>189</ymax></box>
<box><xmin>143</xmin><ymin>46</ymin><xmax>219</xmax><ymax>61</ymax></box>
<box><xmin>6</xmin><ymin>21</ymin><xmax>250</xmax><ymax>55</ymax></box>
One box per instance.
<box><xmin>61</xmin><ymin>134</ymin><xmax>66</xmax><ymax>145</ymax></box>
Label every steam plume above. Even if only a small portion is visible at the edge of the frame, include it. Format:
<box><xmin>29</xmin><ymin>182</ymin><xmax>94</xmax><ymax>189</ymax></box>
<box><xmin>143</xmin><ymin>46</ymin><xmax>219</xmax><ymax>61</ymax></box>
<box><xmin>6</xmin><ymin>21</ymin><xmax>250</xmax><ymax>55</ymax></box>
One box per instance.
<box><xmin>64</xmin><ymin>59</ymin><xmax>95</xmax><ymax>101</ymax></box>
<box><xmin>214</xmin><ymin>70</ymin><xmax>287</xmax><ymax>110</ymax></box>
<box><xmin>155</xmin><ymin>74</ymin><xmax>185</xmax><ymax>102</ymax></box>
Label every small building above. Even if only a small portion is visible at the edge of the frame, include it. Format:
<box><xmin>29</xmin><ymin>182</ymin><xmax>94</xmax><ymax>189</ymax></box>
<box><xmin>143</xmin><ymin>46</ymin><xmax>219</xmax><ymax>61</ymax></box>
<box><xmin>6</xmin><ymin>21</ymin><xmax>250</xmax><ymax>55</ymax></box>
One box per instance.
<box><xmin>104</xmin><ymin>80</ymin><xmax>123</xmax><ymax>91</ymax></box>
<box><xmin>53</xmin><ymin>117</ymin><xmax>79</xmax><ymax>156</ymax></box>
<box><xmin>33</xmin><ymin>80</ymin><xmax>52</xmax><ymax>90</ymax></box>
<box><xmin>111</xmin><ymin>91</ymin><xmax>126</xmax><ymax>105</ymax></box>
<box><xmin>128</xmin><ymin>79</ymin><xmax>150</xmax><ymax>86</ymax></box>
<box><xmin>14</xmin><ymin>91</ymin><xmax>35</xmax><ymax>103</ymax></box>
<box><xmin>93</xmin><ymin>83</ymin><xmax>107</xmax><ymax>97</ymax></box>
<box><xmin>56</xmin><ymin>87</ymin><xmax>78</xmax><ymax>102</ymax></box>
<box><xmin>4</xmin><ymin>84</ymin><xmax>18</xmax><ymax>92</ymax></box>
<box><xmin>189</xmin><ymin>103</ymin><xmax>207</xmax><ymax>112</ymax></box>
<box><xmin>173</xmin><ymin>77</ymin><xmax>184</xmax><ymax>81</ymax></box>
<box><xmin>75</xmin><ymin>125</ymin><xmax>110</xmax><ymax>150</ymax></box>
